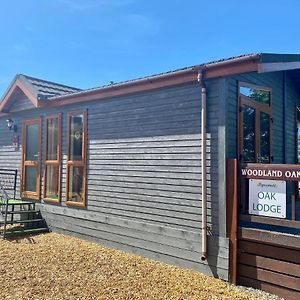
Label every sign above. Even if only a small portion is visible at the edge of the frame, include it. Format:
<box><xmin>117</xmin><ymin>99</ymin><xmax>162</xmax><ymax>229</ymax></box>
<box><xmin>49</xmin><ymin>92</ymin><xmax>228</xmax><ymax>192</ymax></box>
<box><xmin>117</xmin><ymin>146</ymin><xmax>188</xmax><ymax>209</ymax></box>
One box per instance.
<box><xmin>241</xmin><ymin>164</ymin><xmax>300</xmax><ymax>180</ymax></box>
<box><xmin>249</xmin><ymin>179</ymin><xmax>286</xmax><ymax>218</ymax></box>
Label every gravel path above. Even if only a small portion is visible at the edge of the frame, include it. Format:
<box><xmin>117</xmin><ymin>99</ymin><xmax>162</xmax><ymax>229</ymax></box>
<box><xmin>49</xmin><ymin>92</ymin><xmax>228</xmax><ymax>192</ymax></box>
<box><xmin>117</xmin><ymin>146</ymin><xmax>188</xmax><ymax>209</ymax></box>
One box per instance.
<box><xmin>0</xmin><ymin>233</ymin><xmax>283</xmax><ymax>300</ymax></box>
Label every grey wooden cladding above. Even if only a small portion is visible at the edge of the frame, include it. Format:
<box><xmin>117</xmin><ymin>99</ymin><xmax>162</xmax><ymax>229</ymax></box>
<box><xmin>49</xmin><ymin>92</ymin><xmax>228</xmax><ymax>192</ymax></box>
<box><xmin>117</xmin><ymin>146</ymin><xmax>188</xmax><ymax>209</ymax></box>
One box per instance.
<box><xmin>86</xmin><ymin>189</ymin><xmax>212</xmax><ymax>207</ymax></box>
<box><xmin>41</xmin><ymin>208</ymin><xmax>229</xmax><ymax>279</ymax></box>
<box><xmin>88</xmin><ymin>135</ymin><xmax>211</xmax><ymax>150</ymax></box>
<box><xmin>0</xmin><ymin>81</ymin><xmax>227</xmax><ymax>279</ymax></box>
<box><xmin>87</xmin><ymin>179</ymin><xmax>209</xmax><ymax>194</ymax></box>
<box><xmin>41</xmin><ymin>207</ymin><xmax>227</xmax><ymax>252</ymax></box>
<box><xmin>40</xmin><ymin>204</ymin><xmax>211</xmax><ymax>242</ymax></box>
<box><xmin>7</xmin><ymin>96</ymin><xmax>35</xmax><ymax>112</ymax></box>
<box><xmin>88</xmin><ymin>163</ymin><xmax>202</xmax><ymax>171</ymax></box>
<box><xmin>87</xmin><ymin>193</ymin><xmax>212</xmax><ymax>209</ymax></box>
<box><xmin>86</xmin><ymin>159</ymin><xmax>208</xmax><ymax>167</ymax></box>
<box><xmin>52</xmin><ymin>225</ymin><xmax>229</xmax><ymax>280</ymax></box>
<box><xmin>84</xmin><ymin>78</ymin><xmax>213</xmax><ymax>240</ymax></box>
<box><xmin>87</xmin><ymin>169</ymin><xmax>204</xmax><ymax>180</ymax></box>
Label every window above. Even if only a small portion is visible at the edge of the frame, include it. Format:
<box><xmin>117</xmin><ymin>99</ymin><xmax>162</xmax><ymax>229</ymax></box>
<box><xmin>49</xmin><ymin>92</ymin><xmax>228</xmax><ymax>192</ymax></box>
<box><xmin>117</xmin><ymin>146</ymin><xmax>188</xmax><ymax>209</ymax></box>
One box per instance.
<box><xmin>21</xmin><ymin>118</ymin><xmax>42</xmax><ymax>199</ymax></box>
<box><xmin>296</xmin><ymin>107</ymin><xmax>300</xmax><ymax>163</ymax></box>
<box><xmin>66</xmin><ymin>110</ymin><xmax>87</xmax><ymax>207</ymax></box>
<box><xmin>43</xmin><ymin>114</ymin><xmax>61</xmax><ymax>203</ymax></box>
<box><xmin>239</xmin><ymin>82</ymin><xmax>272</xmax><ymax>163</ymax></box>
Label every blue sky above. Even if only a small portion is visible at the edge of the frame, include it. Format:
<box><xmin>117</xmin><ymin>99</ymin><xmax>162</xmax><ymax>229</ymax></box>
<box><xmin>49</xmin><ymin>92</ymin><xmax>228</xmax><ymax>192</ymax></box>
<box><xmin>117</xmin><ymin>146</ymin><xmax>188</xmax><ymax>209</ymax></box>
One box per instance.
<box><xmin>0</xmin><ymin>0</ymin><xmax>299</xmax><ymax>96</ymax></box>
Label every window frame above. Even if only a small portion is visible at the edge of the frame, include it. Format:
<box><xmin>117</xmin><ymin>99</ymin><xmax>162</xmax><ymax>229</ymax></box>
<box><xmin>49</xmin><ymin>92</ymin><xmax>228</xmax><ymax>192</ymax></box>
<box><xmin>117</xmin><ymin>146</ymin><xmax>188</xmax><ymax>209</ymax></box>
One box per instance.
<box><xmin>43</xmin><ymin>114</ymin><xmax>62</xmax><ymax>203</ymax></box>
<box><xmin>66</xmin><ymin>110</ymin><xmax>87</xmax><ymax>208</ymax></box>
<box><xmin>21</xmin><ymin>117</ymin><xmax>42</xmax><ymax>200</ymax></box>
<box><xmin>296</xmin><ymin>106</ymin><xmax>300</xmax><ymax>164</ymax></box>
<box><xmin>238</xmin><ymin>81</ymin><xmax>272</xmax><ymax>163</ymax></box>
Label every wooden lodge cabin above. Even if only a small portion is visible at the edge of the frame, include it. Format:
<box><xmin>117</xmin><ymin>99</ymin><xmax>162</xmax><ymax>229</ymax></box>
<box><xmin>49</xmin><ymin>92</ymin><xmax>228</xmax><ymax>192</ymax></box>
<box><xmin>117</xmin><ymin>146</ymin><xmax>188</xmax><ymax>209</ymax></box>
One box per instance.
<box><xmin>0</xmin><ymin>53</ymin><xmax>299</xmax><ymax>299</ymax></box>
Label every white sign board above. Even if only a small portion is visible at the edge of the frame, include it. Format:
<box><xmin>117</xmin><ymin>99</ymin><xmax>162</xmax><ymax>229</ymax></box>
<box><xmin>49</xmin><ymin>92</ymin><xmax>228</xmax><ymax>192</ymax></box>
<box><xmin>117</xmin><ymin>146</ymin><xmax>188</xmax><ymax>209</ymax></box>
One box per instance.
<box><xmin>249</xmin><ymin>179</ymin><xmax>286</xmax><ymax>218</ymax></box>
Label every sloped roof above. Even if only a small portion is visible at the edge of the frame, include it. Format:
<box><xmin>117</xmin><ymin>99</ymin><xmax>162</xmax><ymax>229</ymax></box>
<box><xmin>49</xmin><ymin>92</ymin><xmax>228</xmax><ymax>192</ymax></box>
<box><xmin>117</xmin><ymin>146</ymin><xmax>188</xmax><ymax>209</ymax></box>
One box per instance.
<box><xmin>18</xmin><ymin>74</ymin><xmax>82</xmax><ymax>99</ymax></box>
<box><xmin>41</xmin><ymin>53</ymin><xmax>300</xmax><ymax>104</ymax></box>
<box><xmin>2</xmin><ymin>53</ymin><xmax>300</xmax><ymax>112</ymax></box>
<box><xmin>49</xmin><ymin>53</ymin><xmax>260</xmax><ymax>100</ymax></box>
<box><xmin>0</xmin><ymin>74</ymin><xmax>82</xmax><ymax>112</ymax></box>
<box><xmin>46</xmin><ymin>53</ymin><xmax>300</xmax><ymax>101</ymax></box>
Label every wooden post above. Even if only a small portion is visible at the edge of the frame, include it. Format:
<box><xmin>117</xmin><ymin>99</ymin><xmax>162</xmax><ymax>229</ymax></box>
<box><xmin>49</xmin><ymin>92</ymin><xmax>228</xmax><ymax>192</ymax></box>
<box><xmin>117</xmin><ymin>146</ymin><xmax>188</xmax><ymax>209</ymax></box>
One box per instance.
<box><xmin>291</xmin><ymin>181</ymin><xmax>296</xmax><ymax>221</ymax></box>
<box><xmin>226</xmin><ymin>159</ymin><xmax>238</xmax><ymax>284</ymax></box>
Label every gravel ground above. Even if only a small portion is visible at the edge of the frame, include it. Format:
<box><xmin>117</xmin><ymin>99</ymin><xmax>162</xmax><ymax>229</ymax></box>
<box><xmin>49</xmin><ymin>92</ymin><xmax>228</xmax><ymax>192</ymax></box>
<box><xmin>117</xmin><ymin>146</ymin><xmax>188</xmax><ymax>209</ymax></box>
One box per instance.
<box><xmin>0</xmin><ymin>233</ymin><xmax>283</xmax><ymax>300</ymax></box>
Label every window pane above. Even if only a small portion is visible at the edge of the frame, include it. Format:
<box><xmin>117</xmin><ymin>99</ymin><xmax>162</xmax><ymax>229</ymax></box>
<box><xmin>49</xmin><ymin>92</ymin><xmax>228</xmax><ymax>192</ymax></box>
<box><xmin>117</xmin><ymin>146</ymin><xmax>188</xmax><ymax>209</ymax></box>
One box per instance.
<box><xmin>26</xmin><ymin>124</ymin><xmax>39</xmax><ymax>161</ymax></box>
<box><xmin>68</xmin><ymin>166</ymin><xmax>84</xmax><ymax>202</ymax></box>
<box><xmin>240</xmin><ymin>86</ymin><xmax>270</xmax><ymax>105</ymax></box>
<box><xmin>25</xmin><ymin>166</ymin><xmax>37</xmax><ymax>192</ymax></box>
<box><xmin>47</xmin><ymin>118</ymin><xmax>58</xmax><ymax>160</ymax></box>
<box><xmin>45</xmin><ymin>165</ymin><xmax>59</xmax><ymax>199</ymax></box>
<box><xmin>243</xmin><ymin>106</ymin><xmax>256</xmax><ymax>162</ymax></box>
<box><xmin>69</xmin><ymin>114</ymin><xmax>83</xmax><ymax>161</ymax></box>
<box><xmin>260</xmin><ymin>112</ymin><xmax>270</xmax><ymax>163</ymax></box>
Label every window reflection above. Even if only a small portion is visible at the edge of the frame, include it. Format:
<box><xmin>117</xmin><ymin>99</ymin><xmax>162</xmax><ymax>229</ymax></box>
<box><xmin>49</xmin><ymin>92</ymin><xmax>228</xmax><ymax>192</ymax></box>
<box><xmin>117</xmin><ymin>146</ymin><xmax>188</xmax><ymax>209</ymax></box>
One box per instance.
<box><xmin>69</xmin><ymin>114</ymin><xmax>83</xmax><ymax>161</ymax></box>
<box><xmin>26</xmin><ymin>124</ymin><xmax>39</xmax><ymax>161</ymax></box>
<box><xmin>25</xmin><ymin>166</ymin><xmax>37</xmax><ymax>192</ymax></box>
<box><xmin>68</xmin><ymin>166</ymin><xmax>84</xmax><ymax>202</ymax></box>
<box><xmin>46</xmin><ymin>118</ymin><xmax>58</xmax><ymax>161</ymax></box>
<box><xmin>45</xmin><ymin>165</ymin><xmax>59</xmax><ymax>199</ymax></box>
<box><xmin>260</xmin><ymin>112</ymin><xmax>270</xmax><ymax>163</ymax></box>
<box><xmin>66</xmin><ymin>111</ymin><xmax>86</xmax><ymax>206</ymax></box>
<box><xmin>243</xmin><ymin>106</ymin><xmax>256</xmax><ymax>162</ymax></box>
<box><xmin>240</xmin><ymin>86</ymin><xmax>270</xmax><ymax>105</ymax></box>
<box><xmin>44</xmin><ymin>115</ymin><xmax>61</xmax><ymax>202</ymax></box>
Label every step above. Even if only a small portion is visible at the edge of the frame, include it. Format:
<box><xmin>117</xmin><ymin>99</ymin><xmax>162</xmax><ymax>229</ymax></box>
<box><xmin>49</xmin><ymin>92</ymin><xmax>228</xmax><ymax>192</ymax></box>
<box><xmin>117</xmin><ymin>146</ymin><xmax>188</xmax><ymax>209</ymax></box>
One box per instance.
<box><xmin>1</xmin><ymin>210</ymin><xmax>38</xmax><ymax>214</ymax></box>
<box><xmin>1</xmin><ymin>227</ymin><xmax>49</xmax><ymax>237</ymax></box>
<box><xmin>1</xmin><ymin>200</ymin><xmax>35</xmax><ymax>205</ymax></box>
<box><xmin>0</xmin><ymin>218</ymin><xmax>44</xmax><ymax>225</ymax></box>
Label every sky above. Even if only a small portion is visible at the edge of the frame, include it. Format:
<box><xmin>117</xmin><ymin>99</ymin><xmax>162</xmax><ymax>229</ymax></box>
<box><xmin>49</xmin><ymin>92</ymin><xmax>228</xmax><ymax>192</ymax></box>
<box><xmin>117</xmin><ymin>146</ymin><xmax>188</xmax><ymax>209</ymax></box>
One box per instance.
<box><xmin>0</xmin><ymin>0</ymin><xmax>300</xmax><ymax>96</ymax></box>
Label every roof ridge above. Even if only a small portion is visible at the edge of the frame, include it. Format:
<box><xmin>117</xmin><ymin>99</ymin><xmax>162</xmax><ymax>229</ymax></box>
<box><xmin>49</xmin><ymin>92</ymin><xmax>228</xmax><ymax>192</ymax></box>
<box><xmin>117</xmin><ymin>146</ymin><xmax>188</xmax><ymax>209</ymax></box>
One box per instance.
<box><xmin>18</xmin><ymin>74</ymin><xmax>82</xmax><ymax>91</ymax></box>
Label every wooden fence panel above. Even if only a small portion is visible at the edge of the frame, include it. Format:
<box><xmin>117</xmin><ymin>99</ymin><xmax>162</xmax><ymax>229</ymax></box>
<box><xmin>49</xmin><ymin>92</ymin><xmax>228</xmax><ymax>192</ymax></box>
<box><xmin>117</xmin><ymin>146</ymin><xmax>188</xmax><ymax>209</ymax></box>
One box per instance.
<box><xmin>237</xmin><ymin>227</ymin><xmax>300</xmax><ymax>300</ymax></box>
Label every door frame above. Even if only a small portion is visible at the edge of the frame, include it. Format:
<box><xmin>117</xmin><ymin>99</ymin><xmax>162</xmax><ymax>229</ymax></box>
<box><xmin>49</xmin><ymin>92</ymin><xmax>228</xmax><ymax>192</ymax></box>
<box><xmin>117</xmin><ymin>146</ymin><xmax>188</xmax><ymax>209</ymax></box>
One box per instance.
<box><xmin>21</xmin><ymin>117</ymin><xmax>42</xmax><ymax>200</ymax></box>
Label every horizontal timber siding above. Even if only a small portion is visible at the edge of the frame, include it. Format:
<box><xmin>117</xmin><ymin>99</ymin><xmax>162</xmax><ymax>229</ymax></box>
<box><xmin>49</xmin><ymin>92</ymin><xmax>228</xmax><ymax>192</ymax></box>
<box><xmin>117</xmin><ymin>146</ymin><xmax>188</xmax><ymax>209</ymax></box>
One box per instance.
<box><xmin>237</xmin><ymin>228</ymin><xmax>300</xmax><ymax>300</ymax></box>
<box><xmin>7</xmin><ymin>96</ymin><xmax>35</xmax><ymax>112</ymax></box>
<box><xmin>0</xmin><ymin>81</ymin><xmax>229</xmax><ymax>279</ymax></box>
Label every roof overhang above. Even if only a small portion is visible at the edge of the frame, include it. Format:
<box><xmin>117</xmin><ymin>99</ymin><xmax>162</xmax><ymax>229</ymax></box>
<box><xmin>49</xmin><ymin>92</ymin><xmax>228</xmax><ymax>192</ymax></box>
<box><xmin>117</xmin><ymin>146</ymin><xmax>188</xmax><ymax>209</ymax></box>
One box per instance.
<box><xmin>3</xmin><ymin>53</ymin><xmax>300</xmax><ymax>112</ymax></box>
<box><xmin>41</xmin><ymin>54</ymin><xmax>261</xmax><ymax>108</ymax></box>
<box><xmin>258</xmin><ymin>61</ymin><xmax>300</xmax><ymax>73</ymax></box>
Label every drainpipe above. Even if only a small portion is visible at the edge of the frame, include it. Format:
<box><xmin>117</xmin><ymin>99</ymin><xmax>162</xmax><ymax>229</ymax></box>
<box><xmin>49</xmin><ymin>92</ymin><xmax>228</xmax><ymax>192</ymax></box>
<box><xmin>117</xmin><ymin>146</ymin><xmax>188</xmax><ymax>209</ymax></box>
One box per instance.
<box><xmin>198</xmin><ymin>70</ymin><xmax>207</xmax><ymax>261</ymax></box>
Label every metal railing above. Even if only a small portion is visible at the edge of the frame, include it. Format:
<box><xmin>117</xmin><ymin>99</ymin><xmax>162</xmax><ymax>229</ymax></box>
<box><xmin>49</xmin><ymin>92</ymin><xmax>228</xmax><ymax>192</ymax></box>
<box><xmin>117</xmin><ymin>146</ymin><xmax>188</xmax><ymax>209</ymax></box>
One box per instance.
<box><xmin>0</xmin><ymin>183</ymin><xmax>9</xmax><ymax>238</ymax></box>
<box><xmin>0</xmin><ymin>169</ymin><xmax>18</xmax><ymax>238</ymax></box>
